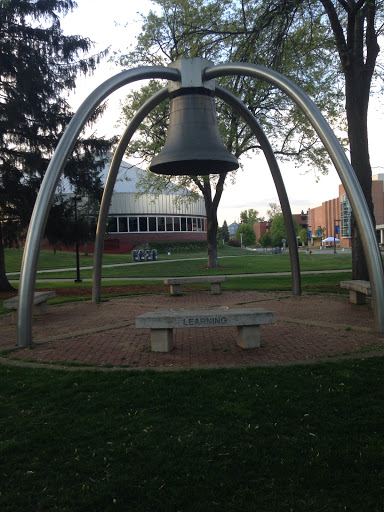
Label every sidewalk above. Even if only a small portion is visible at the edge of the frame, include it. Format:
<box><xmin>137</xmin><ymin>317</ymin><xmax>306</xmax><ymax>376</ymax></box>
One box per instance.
<box><xmin>1</xmin><ymin>290</ymin><xmax>383</xmax><ymax>370</ymax></box>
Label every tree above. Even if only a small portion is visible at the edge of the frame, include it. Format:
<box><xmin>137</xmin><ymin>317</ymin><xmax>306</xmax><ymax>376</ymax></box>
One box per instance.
<box><xmin>240</xmin><ymin>209</ymin><xmax>264</xmax><ymax>225</ymax></box>
<box><xmin>235</xmin><ymin>223</ymin><xmax>256</xmax><ymax>247</ymax></box>
<box><xmin>0</xmin><ymin>0</ymin><xmax>114</xmax><ymax>291</ymax></box>
<box><xmin>117</xmin><ymin>0</ymin><xmax>343</xmax><ymax>268</ymax></box>
<box><xmin>270</xmin><ymin>213</ymin><xmax>299</xmax><ymax>247</ymax></box>
<box><xmin>266</xmin><ymin>203</ymin><xmax>282</xmax><ymax>221</ymax></box>
<box><xmin>317</xmin><ymin>0</ymin><xmax>383</xmax><ymax>280</ymax></box>
<box><xmin>258</xmin><ymin>232</ymin><xmax>272</xmax><ymax>248</ymax></box>
<box><xmin>222</xmin><ymin>220</ymin><xmax>230</xmax><ymax>243</ymax></box>
<box><xmin>299</xmin><ymin>227</ymin><xmax>309</xmax><ymax>247</ymax></box>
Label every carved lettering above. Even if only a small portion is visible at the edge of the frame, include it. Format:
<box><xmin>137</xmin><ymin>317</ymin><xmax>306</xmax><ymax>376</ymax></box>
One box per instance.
<box><xmin>182</xmin><ymin>316</ymin><xmax>228</xmax><ymax>326</ymax></box>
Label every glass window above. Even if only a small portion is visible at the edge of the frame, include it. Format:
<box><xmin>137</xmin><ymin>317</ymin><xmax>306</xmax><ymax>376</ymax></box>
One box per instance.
<box><xmin>129</xmin><ymin>217</ymin><xmax>138</xmax><ymax>232</ymax></box>
<box><xmin>107</xmin><ymin>217</ymin><xmax>117</xmax><ymax>233</ymax></box>
<box><xmin>158</xmin><ymin>217</ymin><xmax>165</xmax><ymax>231</ymax></box>
<box><xmin>148</xmin><ymin>217</ymin><xmax>157</xmax><ymax>232</ymax></box>
<box><xmin>187</xmin><ymin>217</ymin><xmax>193</xmax><ymax>231</ymax></box>
<box><xmin>174</xmin><ymin>217</ymin><xmax>180</xmax><ymax>231</ymax></box>
<box><xmin>197</xmin><ymin>218</ymin><xmax>202</xmax><ymax>231</ymax></box>
<box><xmin>139</xmin><ymin>217</ymin><xmax>148</xmax><ymax>232</ymax></box>
<box><xmin>181</xmin><ymin>217</ymin><xmax>187</xmax><ymax>231</ymax></box>
<box><xmin>118</xmin><ymin>217</ymin><xmax>128</xmax><ymax>232</ymax></box>
<box><xmin>166</xmin><ymin>217</ymin><xmax>173</xmax><ymax>231</ymax></box>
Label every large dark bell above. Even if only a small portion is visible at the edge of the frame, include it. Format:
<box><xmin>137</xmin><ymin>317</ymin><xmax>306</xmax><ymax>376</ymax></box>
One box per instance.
<box><xmin>150</xmin><ymin>91</ymin><xmax>239</xmax><ymax>176</ymax></box>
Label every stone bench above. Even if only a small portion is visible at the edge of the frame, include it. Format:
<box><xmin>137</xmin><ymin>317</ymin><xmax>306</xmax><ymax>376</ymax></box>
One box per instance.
<box><xmin>136</xmin><ymin>306</ymin><xmax>275</xmax><ymax>352</ymax></box>
<box><xmin>163</xmin><ymin>276</ymin><xmax>227</xmax><ymax>295</ymax></box>
<box><xmin>340</xmin><ymin>280</ymin><xmax>371</xmax><ymax>305</ymax></box>
<box><xmin>3</xmin><ymin>291</ymin><xmax>56</xmax><ymax>323</ymax></box>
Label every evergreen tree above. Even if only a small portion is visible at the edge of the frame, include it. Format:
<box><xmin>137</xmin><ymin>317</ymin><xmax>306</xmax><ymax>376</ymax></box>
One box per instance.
<box><xmin>222</xmin><ymin>220</ymin><xmax>229</xmax><ymax>242</ymax></box>
<box><xmin>0</xmin><ymin>0</ymin><xmax>115</xmax><ymax>291</ymax></box>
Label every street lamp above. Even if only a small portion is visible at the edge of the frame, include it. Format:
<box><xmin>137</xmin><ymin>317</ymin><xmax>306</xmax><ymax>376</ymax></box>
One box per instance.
<box><xmin>334</xmin><ymin>219</ymin><xmax>341</xmax><ymax>254</ymax></box>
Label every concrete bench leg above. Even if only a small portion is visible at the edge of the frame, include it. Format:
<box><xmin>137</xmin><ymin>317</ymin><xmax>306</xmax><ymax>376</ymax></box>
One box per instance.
<box><xmin>210</xmin><ymin>283</ymin><xmax>222</xmax><ymax>295</ymax></box>
<box><xmin>236</xmin><ymin>325</ymin><xmax>261</xmax><ymax>348</ymax></box>
<box><xmin>170</xmin><ymin>284</ymin><xmax>181</xmax><ymax>295</ymax></box>
<box><xmin>34</xmin><ymin>302</ymin><xmax>48</xmax><ymax>315</ymax></box>
<box><xmin>150</xmin><ymin>328</ymin><xmax>174</xmax><ymax>352</ymax></box>
<box><xmin>350</xmin><ymin>290</ymin><xmax>366</xmax><ymax>305</ymax></box>
<box><xmin>10</xmin><ymin>302</ymin><xmax>48</xmax><ymax>324</ymax></box>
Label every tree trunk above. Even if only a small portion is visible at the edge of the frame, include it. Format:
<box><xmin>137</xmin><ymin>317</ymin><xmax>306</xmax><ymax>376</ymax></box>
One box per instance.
<box><xmin>322</xmin><ymin>0</ymin><xmax>381</xmax><ymax>281</ymax></box>
<box><xmin>206</xmin><ymin>199</ymin><xmax>219</xmax><ymax>268</ymax></box>
<box><xmin>0</xmin><ymin>226</ymin><xmax>16</xmax><ymax>292</ymax></box>
<box><xmin>344</xmin><ymin>39</ymin><xmax>378</xmax><ymax>280</ymax></box>
<box><xmin>199</xmin><ymin>174</ymin><xmax>227</xmax><ymax>269</ymax></box>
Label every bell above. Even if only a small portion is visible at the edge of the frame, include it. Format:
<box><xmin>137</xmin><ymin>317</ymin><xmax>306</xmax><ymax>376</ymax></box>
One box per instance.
<box><xmin>150</xmin><ymin>90</ymin><xmax>239</xmax><ymax>176</ymax></box>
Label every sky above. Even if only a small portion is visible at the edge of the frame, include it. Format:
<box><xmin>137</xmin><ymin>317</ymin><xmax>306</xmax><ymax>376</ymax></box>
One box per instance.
<box><xmin>60</xmin><ymin>0</ymin><xmax>384</xmax><ymax>226</ymax></box>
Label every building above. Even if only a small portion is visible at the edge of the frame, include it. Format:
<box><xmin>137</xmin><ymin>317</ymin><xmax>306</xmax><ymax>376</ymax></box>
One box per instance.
<box><xmin>228</xmin><ymin>222</ymin><xmax>239</xmax><ymax>236</ymax></box>
<box><xmin>308</xmin><ymin>174</ymin><xmax>384</xmax><ymax>248</ymax></box>
<box><xmin>52</xmin><ymin>158</ymin><xmax>207</xmax><ymax>253</ymax></box>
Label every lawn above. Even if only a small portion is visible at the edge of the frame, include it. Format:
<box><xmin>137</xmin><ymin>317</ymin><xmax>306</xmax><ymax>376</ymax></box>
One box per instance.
<box><xmin>0</xmin><ymin>358</ymin><xmax>383</xmax><ymax>511</ymax></box>
<box><xmin>5</xmin><ymin>248</ymin><xmax>353</xmax><ymax>280</ymax></box>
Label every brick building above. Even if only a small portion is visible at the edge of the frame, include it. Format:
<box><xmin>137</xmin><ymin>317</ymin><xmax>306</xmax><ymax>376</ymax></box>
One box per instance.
<box><xmin>308</xmin><ymin>174</ymin><xmax>384</xmax><ymax>248</ymax></box>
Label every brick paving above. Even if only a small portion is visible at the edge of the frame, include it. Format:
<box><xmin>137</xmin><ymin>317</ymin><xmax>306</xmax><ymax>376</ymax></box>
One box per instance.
<box><xmin>1</xmin><ymin>290</ymin><xmax>383</xmax><ymax>370</ymax></box>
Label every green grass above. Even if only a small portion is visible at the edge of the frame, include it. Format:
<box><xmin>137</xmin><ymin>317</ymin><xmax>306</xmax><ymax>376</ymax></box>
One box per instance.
<box><xmin>24</xmin><ymin>252</ymin><xmax>353</xmax><ymax>280</ymax></box>
<box><xmin>4</xmin><ymin>246</ymin><xmax>242</xmax><ymax>273</ymax></box>
<box><xmin>0</xmin><ymin>358</ymin><xmax>383</xmax><ymax>511</ymax></box>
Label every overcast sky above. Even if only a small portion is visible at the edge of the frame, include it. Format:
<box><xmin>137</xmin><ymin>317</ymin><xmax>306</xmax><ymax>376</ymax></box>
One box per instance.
<box><xmin>60</xmin><ymin>0</ymin><xmax>384</xmax><ymax>225</ymax></box>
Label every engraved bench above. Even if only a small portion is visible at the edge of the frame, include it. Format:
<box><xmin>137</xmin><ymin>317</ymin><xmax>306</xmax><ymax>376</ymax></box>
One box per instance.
<box><xmin>163</xmin><ymin>276</ymin><xmax>227</xmax><ymax>295</ymax></box>
<box><xmin>340</xmin><ymin>280</ymin><xmax>371</xmax><ymax>305</ymax></box>
<box><xmin>136</xmin><ymin>307</ymin><xmax>275</xmax><ymax>352</ymax></box>
<box><xmin>3</xmin><ymin>291</ymin><xmax>56</xmax><ymax>323</ymax></box>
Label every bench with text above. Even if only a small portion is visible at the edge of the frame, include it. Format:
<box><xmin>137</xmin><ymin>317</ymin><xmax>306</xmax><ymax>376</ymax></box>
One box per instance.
<box><xmin>136</xmin><ymin>307</ymin><xmax>275</xmax><ymax>352</ymax></box>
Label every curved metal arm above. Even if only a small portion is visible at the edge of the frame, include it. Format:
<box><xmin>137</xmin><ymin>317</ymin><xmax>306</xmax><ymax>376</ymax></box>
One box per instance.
<box><xmin>206</xmin><ymin>63</ymin><xmax>384</xmax><ymax>331</ymax></box>
<box><xmin>17</xmin><ymin>67</ymin><xmax>180</xmax><ymax>347</ymax></box>
<box><xmin>92</xmin><ymin>87</ymin><xmax>170</xmax><ymax>303</ymax></box>
<box><xmin>215</xmin><ymin>85</ymin><xmax>301</xmax><ymax>295</ymax></box>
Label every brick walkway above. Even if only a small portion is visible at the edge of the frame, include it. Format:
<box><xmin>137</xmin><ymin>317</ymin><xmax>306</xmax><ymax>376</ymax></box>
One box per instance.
<box><xmin>1</xmin><ymin>291</ymin><xmax>383</xmax><ymax>370</ymax></box>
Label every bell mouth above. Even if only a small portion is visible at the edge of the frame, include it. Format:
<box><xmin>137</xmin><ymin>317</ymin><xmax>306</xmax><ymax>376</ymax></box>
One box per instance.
<box><xmin>150</xmin><ymin>159</ymin><xmax>238</xmax><ymax>176</ymax></box>
<box><xmin>149</xmin><ymin>90</ymin><xmax>239</xmax><ymax>176</ymax></box>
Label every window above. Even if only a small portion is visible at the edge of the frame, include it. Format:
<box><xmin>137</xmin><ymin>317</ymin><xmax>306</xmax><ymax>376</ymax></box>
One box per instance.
<box><xmin>129</xmin><ymin>217</ymin><xmax>138</xmax><ymax>232</ymax></box>
<box><xmin>118</xmin><ymin>217</ymin><xmax>128</xmax><ymax>232</ymax></box>
<box><xmin>166</xmin><ymin>217</ymin><xmax>173</xmax><ymax>231</ymax></box>
<box><xmin>174</xmin><ymin>217</ymin><xmax>180</xmax><ymax>231</ymax></box>
<box><xmin>139</xmin><ymin>217</ymin><xmax>148</xmax><ymax>232</ymax></box>
<box><xmin>181</xmin><ymin>217</ymin><xmax>187</xmax><ymax>231</ymax></box>
<box><xmin>341</xmin><ymin>196</ymin><xmax>352</xmax><ymax>238</ymax></box>
<box><xmin>158</xmin><ymin>217</ymin><xmax>165</xmax><ymax>231</ymax></box>
<box><xmin>107</xmin><ymin>217</ymin><xmax>117</xmax><ymax>233</ymax></box>
<box><xmin>148</xmin><ymin>217</ymin><xmax>157</xmax><ymax>232</ymax></box>
<box><xmin>187</xmin><ymin>217</ymin><xmax>193</xmax><ymax>231</ymax></box>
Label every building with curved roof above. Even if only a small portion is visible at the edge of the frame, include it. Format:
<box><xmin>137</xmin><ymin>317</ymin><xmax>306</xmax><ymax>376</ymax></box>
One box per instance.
<box><xmin>102</xmin><ymin>159</ymin><xmax>207</xmax><ymax>250</ymax></box>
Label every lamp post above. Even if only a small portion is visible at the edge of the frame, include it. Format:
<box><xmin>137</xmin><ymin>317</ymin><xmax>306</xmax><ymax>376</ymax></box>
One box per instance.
<box><xmin>334</xmin><ymin>219</ymin><xmax>341</xmax><ymax>254</ymax></box>
<box><xmin>74</xmin><ymin>195</ymin><xmax>82</xmax><ymax>283</ymax></box>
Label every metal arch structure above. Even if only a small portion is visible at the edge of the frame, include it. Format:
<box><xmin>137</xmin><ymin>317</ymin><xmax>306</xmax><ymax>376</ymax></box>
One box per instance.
<box><xmin>214</xmin><ymin>85</ymin><xmax>301</xmax><ymax>296</ymax></box>
<box><xmin>92</xmin><ymin>87</ymin><xmax>169</xmax><ymax>303</ymax></box>
<box><xmin>205</xmin><ymin>62</ymin><xmax>384</xmax><ymax>332</ymax></box>
<box><xmin>92</xmin><ymin>84</ymin><xmax>302</xmax><ymax>303</ymax></box>
<box><xmin>17</xmin><ymin>67</ymin><xmax>180</xmax><ymax>347</ymax></box>
<box><xmin>17</xmin><ymin>59</ymin><xmax>384</xmax><ymax>346</ymax></box>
